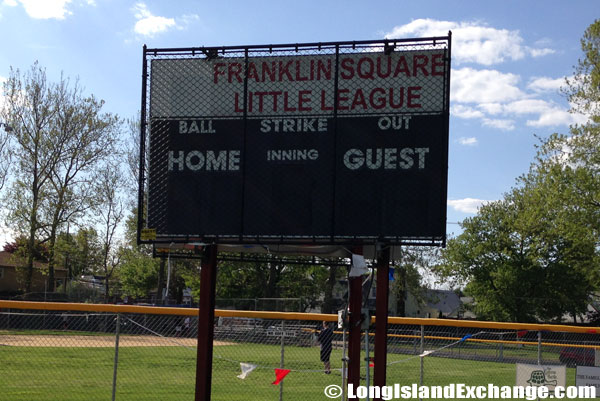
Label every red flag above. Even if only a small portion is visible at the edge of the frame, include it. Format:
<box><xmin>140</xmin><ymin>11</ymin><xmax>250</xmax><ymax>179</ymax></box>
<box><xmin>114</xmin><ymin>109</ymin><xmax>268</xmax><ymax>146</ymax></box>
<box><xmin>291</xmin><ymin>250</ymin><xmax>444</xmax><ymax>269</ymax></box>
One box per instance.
<box><xmin>272</xmin><ymin>369</ymin><xmax>290</xmax><ymax>385</ymax></box>
<box><xmin>516</xmin><ymin>330</ymin><xmax>528</xmax><ymax>338</ymax></box>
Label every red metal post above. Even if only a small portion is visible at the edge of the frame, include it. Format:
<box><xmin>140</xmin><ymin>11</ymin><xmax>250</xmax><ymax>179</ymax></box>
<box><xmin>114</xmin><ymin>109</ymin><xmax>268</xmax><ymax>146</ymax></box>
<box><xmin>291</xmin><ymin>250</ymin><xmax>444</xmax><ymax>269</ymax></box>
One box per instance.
<box><xmin>373</xmin><ymin>246</ymin><xmax>390</xmax><ymax>399</ymax></box>
<box><xmin>195</xmin><ymin>245</ymin><xmax>218</xmax><ymax>401</ymax></box>
<box><xmin>347</xmin><ymin>246</ymin><xmax>363</xmax><ymax>391</ymax></box>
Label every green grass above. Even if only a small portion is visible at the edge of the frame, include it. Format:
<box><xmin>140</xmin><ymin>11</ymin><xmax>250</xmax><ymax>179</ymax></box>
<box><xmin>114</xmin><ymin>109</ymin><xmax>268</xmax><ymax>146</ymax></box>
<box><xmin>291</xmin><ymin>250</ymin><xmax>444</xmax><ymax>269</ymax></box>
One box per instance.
<box><xmin>389</xmin><ymin>338</ymin><xmax>563</xmax><ymax>364</ymax></box>
<box><xmin>0</xmin><ymin>338</ymin><xmax>589</xmax><ymax>401</ymax></box>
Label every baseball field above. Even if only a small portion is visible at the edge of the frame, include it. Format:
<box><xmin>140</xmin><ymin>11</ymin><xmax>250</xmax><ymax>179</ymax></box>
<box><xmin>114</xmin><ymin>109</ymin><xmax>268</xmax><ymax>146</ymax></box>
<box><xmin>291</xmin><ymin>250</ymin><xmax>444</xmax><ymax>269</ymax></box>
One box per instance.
<box><xmin>0</xmin><ymin>332</ymin><xmax>584</xmax><ymax>401</ymax></box>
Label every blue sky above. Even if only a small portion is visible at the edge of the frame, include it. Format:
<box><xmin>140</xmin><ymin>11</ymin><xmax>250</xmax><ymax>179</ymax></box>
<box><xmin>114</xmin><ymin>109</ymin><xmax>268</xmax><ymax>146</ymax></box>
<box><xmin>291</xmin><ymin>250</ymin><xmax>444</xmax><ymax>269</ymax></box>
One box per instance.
<box><xmin>0</xmin><ymin>0</ymin><xmax>597</xmax><ymax>242</ymax></box>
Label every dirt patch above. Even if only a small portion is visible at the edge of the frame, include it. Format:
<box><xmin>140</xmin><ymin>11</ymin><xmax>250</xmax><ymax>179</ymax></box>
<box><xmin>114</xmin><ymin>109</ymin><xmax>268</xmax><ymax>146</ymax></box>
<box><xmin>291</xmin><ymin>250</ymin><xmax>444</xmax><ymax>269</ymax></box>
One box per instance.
<box><xmin>0</xmin><ymin>334</ymin><xmax>233</xmax><ymax>347</ymax></box>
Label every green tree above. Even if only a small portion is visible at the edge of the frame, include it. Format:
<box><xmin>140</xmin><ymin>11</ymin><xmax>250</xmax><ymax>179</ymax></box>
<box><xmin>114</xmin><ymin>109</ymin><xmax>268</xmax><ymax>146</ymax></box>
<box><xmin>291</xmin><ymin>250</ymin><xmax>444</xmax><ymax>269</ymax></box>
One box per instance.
<box><xmin>1</xmin><ymin>62</ymin><xmax>120</xmax><ymax>292</ymax></box>
<box><xmin>40</xmin><ymin>79</ymin><xmax>120</xmax><ymax>291</ymax></box>
<box><xmin>118</xmin><ymin>248</ymin><xmax>159</xmax><ymax>298</ymax></box>
<box><xmin>392</xmin><ymin>247</ymin><xmax>435</xmax><ymax>317</ymax></box>
<box><xmin>93</xmin><ymin>163</ymin><xmax>125</xmax><ymax>301</ymax></box>
<box><xmin>321</xmin><ymin>264</ymin><xmax>347</xmax><ymax>314</ymax></box>
<box><xmin>116</xmin><ymin>209</ymin><xmax>165</xmax><ymax>302</ymax></box>
<box><xmin>536</xmin><ymin>19</ymin><xmax>600</xmax><ymax>228</ymax></box>
<box><xmin>564</xmin><ymin>19</ymin><xmax>600</xmax><ymax>121</ymax></box>
<box><xmin>0</xmin><ymin>120</ymin><xmax>10</xmax><ymax>192</ymax></box>
<box><xmin>2</xmin><ymin>63</ymin><xmax>66</xmax><ymax>292</ymax></box>
<box><xmin>437</xmin><ymin>187</ymin><xmax>598</xmax><ymax>322</ymax></box>
<box><xmin>214</xmin><ymin>257</ymin><xmax>330</xmax><ymax>311</ymax></box>
<box><xmin>53</xmin><ymin>227</ymin><xmax>102</xmax><ymax>281</ymax></box>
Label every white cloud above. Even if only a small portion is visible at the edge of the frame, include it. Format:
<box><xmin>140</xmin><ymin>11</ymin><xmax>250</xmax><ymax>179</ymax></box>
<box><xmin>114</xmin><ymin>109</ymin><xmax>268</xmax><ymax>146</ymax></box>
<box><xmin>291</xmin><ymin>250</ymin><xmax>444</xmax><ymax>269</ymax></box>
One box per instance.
<box><xmin>451</xmin><ymin>70</ymin><xmax>579</xmax><ymax>130</ymax></box>
<box><xmin>448</xmin><ymin>198</ymin><xmax>492</xmax><ymax>214</ymax></box>
<box><xmin>457</xmin><ymin>99</ymin><xmax>586</xmax><ymax>129</ymax></box>
<box><xmin>15</xmin><ymin>0</ymin><xmax>73</xmax><ymax>19</ymax></box>
<box><xmin>502</xmin><ymin>99</ymin><xmax>586</xmax><ymax>127</ymax></box>
<box><xmin>527</xmin><ymin>76</ymin><xmax>565</xmax><ymax>93</ymax></box>
<box><xmin>482</xmin><ymin>118</ymin><xmax>515</xmax><ymax>131</ymax></box>
<box><xmin>131</xmin><ymin>3</ymin><xmax>199</xmax><ymax>38</ymax></box>
<box><xmin>528</xmin><ymin>47</ymin><xmax>555</xmax><ymax>58</ymax></box>
<box><xmin>177</xmin><ymin>13</ymin><xmax>200</xmax><ymax>30</ymax></box>
<box><xmin>386</xmin><ymin>19</ymin><xmax>553</xmax><ymax>66</ymax></box>
<box><xmin>503</xmin><ymin>99</ymin><xmax>553</xmax><ymax>115</ymax></box>
<box><xmin>526</xmin><ymin>108</ymin><xmax>587</xmax><ymax>128</ymax></box>
<box><xmin>457</xmin><ymin>137</ymin><xmax>478</xmax><ymax>146</ymax></box>
<box><xmin>477</xmin><ymin>103</ymin><xmax>504</xmax><ymax>115</ymax></box>
<box><xmin>387</xmin><ymin>19</ymin><xmax>573</xmax><ymax>132</ymax></box>
<box><xmin>452</xmin><ymin>68</ymin><xmax>524</xmax><ymax>103</ymax></box>
<box><xmin>451</xmin><ymin>105</ymin><xmax>484</xmax><ymax>119</ymax></box>
<box><xmin>3</xmin><ymin>0</ymin><xmax>18</xmax><ymax>6</ymax></box>
<box><xmin>133</xmin><ymin>3</ymin><xmax>175</xmax><ymax>37</ymax></box>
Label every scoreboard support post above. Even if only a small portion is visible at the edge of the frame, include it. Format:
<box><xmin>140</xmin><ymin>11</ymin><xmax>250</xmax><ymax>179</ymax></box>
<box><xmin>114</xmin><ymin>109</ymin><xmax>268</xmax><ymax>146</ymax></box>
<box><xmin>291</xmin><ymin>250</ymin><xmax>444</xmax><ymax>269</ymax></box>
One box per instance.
<box><xmin>195</xmin><ymin>245</ymin><xmax>218</xmax><ymax>401</ymax></box>
<box><xmin>348</xmin><ymin>246</ymin><xmax>364</xmax><ymax>389</ymax></box>
<box><xmin>374</xmin><ymin>246</ymin><xmax>391</xmax><ymax>399</ymax></box>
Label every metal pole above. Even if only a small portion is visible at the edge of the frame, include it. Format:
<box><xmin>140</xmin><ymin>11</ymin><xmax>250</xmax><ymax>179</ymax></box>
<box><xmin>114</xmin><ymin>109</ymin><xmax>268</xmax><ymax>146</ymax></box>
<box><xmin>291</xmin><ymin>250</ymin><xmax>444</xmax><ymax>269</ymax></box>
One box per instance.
<box><xmin>342</xmin><ymin>327</ymin><xmax>347</xmax><ymax>401</ymax></box>
<box><xmin>420</xmin><ymin>325</ymin><xmax>424</xmax><ymax>387</ymax></box>
<box><xmin>537</xmin><ymin>331</ymin><xmax>542</xmax><ymax>365</ymax></box>
<box><xmin>373</xmin><ymin>246</ymin><xmax>390</xmax><ymax>399</ymax></box>
<box><xmin>65</xmin><ymin>222</ymin><xmax>70</xmax><ymax>294</ymax></box>
<box><xmin>194</xmin><ymin>245</ymin><xmax>218</xmax><ymax>401</ymax></box>
<box><xmin>279</xmin><ymin>320</ymin><xmax>285</xmax><ymax>401</ymax></box>
<box><xmin>112</xmin><ymin>313</ymin><xmax>121</xmax><ymax>401</ymax></box>
<box><xmin>164</xmin><ymin>251</ymin><xmax>172</xmax><ymax>303</ymax></box>
<box><xmin>348</xmin><ymin>247</ymin><xmax>363</xmax><ymax>390</ymax></box>
<box><xmin>43</xmin><ymin>280</ymin><xmax>47</xmax><ymax>330</ymax></box>
<box><xmin>441</xmin><ymin>32</ymin><xmax>452</xmax><ymax>250</ymax></box>
<box><xmin>413</xmin><ymin>330</ymin><xmax>418</xmax><ymax>355</ymax></box>
<box><xmin>137</xmin><ymin>44</ymin><xmax>148</xmax><ymax>246</ymax></box>
<box><xmin>365</xmin><ymin>329</ymin><xmax>370</xmax><ymax>401</ymax></box>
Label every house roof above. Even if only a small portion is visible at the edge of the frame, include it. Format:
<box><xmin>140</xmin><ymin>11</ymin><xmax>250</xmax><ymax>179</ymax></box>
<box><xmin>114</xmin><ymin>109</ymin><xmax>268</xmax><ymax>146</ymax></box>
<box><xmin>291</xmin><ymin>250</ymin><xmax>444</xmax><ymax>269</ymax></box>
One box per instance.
<box><xmin>0</xmin><ymin>251</ymin><xmax>66</xmax><ymax>271</ymax></box>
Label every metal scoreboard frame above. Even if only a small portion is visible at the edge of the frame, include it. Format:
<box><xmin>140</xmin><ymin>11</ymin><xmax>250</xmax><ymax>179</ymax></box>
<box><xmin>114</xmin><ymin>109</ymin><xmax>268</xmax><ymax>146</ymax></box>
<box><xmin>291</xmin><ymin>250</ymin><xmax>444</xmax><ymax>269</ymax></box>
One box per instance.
<box><xmin>137</xmin><ymin>35</ymin><xmax>451</xmax><ymax>247</ymax></box>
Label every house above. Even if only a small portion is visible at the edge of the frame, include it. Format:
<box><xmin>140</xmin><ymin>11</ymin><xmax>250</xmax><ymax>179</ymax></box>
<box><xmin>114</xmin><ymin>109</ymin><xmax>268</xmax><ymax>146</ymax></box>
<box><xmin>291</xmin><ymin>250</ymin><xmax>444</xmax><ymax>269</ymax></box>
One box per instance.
<box><xmin>325</xmin><ymin>276</ymin><xmax>472</xmax><ymax>319</ymax></box>
<box><xmin>0</xmin><ymin>251</ymin><xmax>68</xmax><ymax>296</ymax></box>
<box><xmin>403</xmin><ymin>289</ymin><xmax>465</xmax><ymax>318</ymax></box>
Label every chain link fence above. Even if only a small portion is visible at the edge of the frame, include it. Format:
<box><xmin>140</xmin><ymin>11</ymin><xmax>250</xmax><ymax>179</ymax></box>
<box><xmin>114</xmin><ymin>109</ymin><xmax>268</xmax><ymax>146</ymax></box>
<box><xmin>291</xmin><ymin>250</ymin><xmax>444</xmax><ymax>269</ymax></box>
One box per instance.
<box><xmin>1</xmin><ymin>302</ymin><xmax>599</xmax><ymax>400</ymax></box>
<box><xmin>215</xmin><ymin>298</ymin><xmax>305</xmax><ymax>312</ymax></box>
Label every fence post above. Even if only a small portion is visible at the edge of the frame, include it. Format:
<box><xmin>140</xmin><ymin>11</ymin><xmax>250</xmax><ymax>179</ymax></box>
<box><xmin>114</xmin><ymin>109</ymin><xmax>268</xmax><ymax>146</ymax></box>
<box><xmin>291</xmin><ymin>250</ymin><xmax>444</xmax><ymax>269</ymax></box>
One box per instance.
<box><xmin>413</xmin><ymin>330</ymin><xmax>418</xmax><ymax>355</ymax></box>
<box><xmin>499</xmin><ymin>333</ymin><xmax>504</xmax><ymax>362</ymax></box>
<box><xmin>112</xmin><ymin>313</ymin><xmax>121</xmax><ymax>401</ymax></box>
<box><xmin>342</xmin><ymin>326</ymin><xmax>347</xmax><ymax>401</ymax></box>
<box><xmin>365</xmin><ymin>329</ymin><xmax>370</xmax><ymax>401</ymax></box>
<box><xmin>537</xmin><ymin>331</ymin><xmax>542</xmax><ymax>365</ymax></box>
<box><xmin>279</xmin><ymin>320</ymin><xmax>284</xmax><ymax>401</ymax></box>
<box><xmin>420</xmin><ymin>325</ymin><xmax>424</xmax><ymax>386</ymax></box>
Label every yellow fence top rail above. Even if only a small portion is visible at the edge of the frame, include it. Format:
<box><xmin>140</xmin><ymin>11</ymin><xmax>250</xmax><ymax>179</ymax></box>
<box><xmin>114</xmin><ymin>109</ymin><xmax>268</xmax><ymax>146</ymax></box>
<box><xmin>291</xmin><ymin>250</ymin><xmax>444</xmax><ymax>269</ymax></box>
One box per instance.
<box><xmin>1</xmin><ymin>300</ymin><xmax>600</xmax><ymax>334</ymax></box>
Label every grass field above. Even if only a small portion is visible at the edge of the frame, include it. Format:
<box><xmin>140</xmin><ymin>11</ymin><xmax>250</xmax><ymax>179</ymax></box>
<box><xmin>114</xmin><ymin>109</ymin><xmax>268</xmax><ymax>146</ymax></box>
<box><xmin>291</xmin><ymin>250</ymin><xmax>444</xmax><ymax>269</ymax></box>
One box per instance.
<box><xmin>0</xmin><ymin>336</ymin><xmax>586</xmax><ymax>401</ymax></box>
